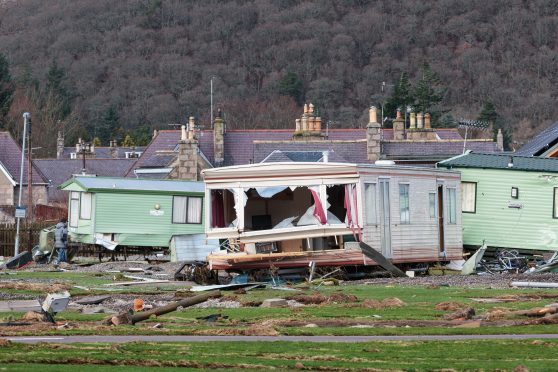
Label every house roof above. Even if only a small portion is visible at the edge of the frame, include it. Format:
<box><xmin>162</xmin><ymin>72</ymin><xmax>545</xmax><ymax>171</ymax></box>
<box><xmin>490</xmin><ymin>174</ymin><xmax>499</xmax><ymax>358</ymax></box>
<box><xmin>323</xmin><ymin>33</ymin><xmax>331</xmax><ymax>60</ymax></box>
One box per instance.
<box><xmin>0</xmin><ymin>131</ymin><xmax>48</xmax><ymax>185</ymax></box>
<box><xmin>383</xmin><ymin>140</ymin><xmax>500</xmax><ymax>160</ymax></box>
<box><xmin>35</xmin><ymin>158</ymin><xmax>136</xmax><ymax>202</ymax></box>
<box><xmin>60</xmin><ymin>175</ymin><xmax>204</xmax><ymax>194</ymax></box>
<box><xmin>128</xmin><ymin>127</ymin><xmax>494</xmax><ymax>174</ymax></box>
<box><xmin>60</xmin><ymin>146</ymin><xmax>146</xmax><ymax>159</ymax></box>
<box><xmin>515</xmin><ymin>122</ymin><xmax>558</xmax><ymax>156</ymax></box>
<box><xmin>255</xmin><ymin>141</ymin><xmax>367</xmax><ymax>163</ymax></box>
<box><xmin>438</xmin><ymin>152</ymin><xmax>558</xmax><ymax>172</ymax></box>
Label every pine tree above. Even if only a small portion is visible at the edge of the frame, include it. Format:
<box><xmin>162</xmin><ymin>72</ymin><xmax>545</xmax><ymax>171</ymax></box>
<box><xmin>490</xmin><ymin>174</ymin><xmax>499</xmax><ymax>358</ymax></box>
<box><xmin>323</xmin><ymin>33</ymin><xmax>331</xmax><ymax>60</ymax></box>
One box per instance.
<box><xmin>97</xmin><ymin>105</ymin><xmax>120</xmax><ymax>144</ymax></box>
<box><xmin>0</xmin><ymin>54</ymin><xmax>14</xmax><ymax>126</ymax></box>
<box><xmin>478</xmin><ymin>101</ymin><xmax>511</xmax><ymax>150</ymax></box>
<box><xmin>412</xmin><ymin>62</ymin><xmax>445</xmax><ymax>118</ymax></box>
<box><xmin>46</xmin><ymin>60</ymin><xmax>72</xmax><ymax>118</ymax></box>
<box><xmin>385</xmin><ymin>72</ymin><xmax>413</xmax><ymax>121</ymax></box>
<box><xmin>278</xmin><ymin>72</ymin><xmax>304</xmax><ymax>105</ymax></box>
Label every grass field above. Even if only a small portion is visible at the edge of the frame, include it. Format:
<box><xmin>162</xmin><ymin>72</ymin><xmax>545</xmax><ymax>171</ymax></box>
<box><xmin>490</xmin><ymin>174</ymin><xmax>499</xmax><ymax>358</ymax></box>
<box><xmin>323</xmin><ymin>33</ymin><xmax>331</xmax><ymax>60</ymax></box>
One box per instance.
<box><xmin>1</xmin><ymin>339</ymin><xmax>557</xmax><ymax>370</ymax></box>
<box><xmin>2</xmin><ymin>269</ymin><xmax>558</xmax><ymax>370</ymax></box>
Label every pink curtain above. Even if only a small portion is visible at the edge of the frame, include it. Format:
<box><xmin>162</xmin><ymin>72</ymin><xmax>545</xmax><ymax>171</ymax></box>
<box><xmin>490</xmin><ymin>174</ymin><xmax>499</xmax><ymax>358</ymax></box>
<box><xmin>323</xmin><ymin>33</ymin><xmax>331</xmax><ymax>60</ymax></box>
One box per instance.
<box><xmin>344</xmin><ymin>184</ymin><xmax>362</xmax><ymax>241</ymax></box>
<box><xmin>310</xmin><ymin>189</ymin><xmax>327</xmax><ymax>225</ymax></box>
<box><xmin>211</xmin><ymin>190</ymin><xmax>225</xmax><ymax>228</ymax></box>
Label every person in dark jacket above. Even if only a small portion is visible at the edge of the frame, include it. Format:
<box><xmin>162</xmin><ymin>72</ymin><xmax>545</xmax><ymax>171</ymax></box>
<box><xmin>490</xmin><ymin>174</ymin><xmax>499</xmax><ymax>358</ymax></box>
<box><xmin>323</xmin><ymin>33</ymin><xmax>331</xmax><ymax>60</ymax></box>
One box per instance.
<box><xmin>54</xmin><ymin>217</ymin><xmax>68</xmax><ymax>263</ymax></box>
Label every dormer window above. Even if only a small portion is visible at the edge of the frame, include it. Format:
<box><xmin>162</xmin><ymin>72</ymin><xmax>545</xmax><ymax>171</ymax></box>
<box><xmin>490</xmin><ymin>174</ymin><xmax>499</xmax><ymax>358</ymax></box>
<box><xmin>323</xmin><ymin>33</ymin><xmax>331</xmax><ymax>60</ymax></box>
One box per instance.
<box><xmin>125</xmin><ymin>151</ymin><xmax>142</xmax><ymax>159</ymax></box>
<box><xmin>70</xmin><ymin>152</ymin><xmax>77</xmax><ymax>159</ymax></box>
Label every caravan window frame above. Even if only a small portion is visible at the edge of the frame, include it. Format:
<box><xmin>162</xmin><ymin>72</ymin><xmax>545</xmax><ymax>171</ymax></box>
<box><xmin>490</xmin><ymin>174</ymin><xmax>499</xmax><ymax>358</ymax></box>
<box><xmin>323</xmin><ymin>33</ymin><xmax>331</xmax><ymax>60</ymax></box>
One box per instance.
<box><xmin>399</xmin><ymin>183</ymin><xmax>410</xmax><ymax>224</ymax></box>
<box><xmin>172</xmin><ymin>196</ymin><xmax>203</xmax><ymax>224</ymax></box>
<box><xmin>461</xmin><ymin>182</ymin><xmax>477</xmax><ymax>213</ymax></box>
<box><xmin>69</xmin><ymin>192</ymin><xmax>80</xmax><ymax>227</ymax></box>
<box><xmin>79</xmin><ymin>192</ymin><xmax>92</xmax><ymax>220</ymax></box>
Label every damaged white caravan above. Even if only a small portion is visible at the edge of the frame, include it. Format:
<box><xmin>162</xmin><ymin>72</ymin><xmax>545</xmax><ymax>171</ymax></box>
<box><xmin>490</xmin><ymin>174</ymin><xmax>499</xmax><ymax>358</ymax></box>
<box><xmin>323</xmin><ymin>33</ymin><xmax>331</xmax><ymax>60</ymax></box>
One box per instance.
<box><xmin>203</xmin><ymin>162</ymin><xmax>463</xmax><ymax>270</ymax></box>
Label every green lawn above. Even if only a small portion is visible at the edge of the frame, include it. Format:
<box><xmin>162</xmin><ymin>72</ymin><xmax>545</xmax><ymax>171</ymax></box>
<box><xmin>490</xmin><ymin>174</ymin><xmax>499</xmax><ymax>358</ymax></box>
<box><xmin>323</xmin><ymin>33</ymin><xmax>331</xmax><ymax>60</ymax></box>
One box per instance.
<box><xmin>1</xmin><ymin>339</ymin><xmax>557</xmax><ymax>371</ymax></box>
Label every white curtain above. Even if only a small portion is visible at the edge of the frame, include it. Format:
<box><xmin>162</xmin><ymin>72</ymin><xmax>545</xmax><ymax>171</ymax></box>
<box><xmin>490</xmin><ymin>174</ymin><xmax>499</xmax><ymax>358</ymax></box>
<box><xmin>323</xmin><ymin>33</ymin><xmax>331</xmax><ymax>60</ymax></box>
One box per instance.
<box><xmin>461</xmin><ymin>182</ymin><xmax>476</xmax><ymax>212</ymax></box>
<box><xmin>69</xmin><ymin>192</ymin><xmax>79</xmax><ymax>227</ymax></box>
<box><xmin>173</xmin><ymin>196</ymin><xmax>187</xmax><ymax>223</ymax></box>
<box><xmin>187</xmin><ymin>197</ymin><xmax>202</xmax><ymax>223</ymax></box>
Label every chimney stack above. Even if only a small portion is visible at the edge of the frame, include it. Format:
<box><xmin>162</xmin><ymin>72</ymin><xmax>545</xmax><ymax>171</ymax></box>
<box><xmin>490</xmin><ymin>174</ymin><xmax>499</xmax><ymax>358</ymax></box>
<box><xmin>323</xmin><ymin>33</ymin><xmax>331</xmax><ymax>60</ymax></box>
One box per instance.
<box><xmin>213</xmin><ymin>108</ymin><xmax>225</xmax><ymax>167</ymax></box>
<box><xmin>497</xmin><ymin>129</ymin><xmax>504</xmax><ymax>151</ymax></box>
<box><xmin>393</xmin><ymin>108</ymin><xmax>405</xmax><ymax>140</ymax></box>
<box><xmin>110</xmin><ymin>140</ymin><xmax>118</xmax><ymax>158</ymax></box>
<box><xmin>366</xmin><ymin>106</ymin><xmax>381</xmax><ymax>162</ymax></box>
<box><xmin>188</xmin><ymin>116</ymin><xmax>195</xmax><ymax>140</ymax></box>
<box><xmin>56</xmin><ymin>131</ymin><xmax>64</xmax><ymax>159</ymax></box>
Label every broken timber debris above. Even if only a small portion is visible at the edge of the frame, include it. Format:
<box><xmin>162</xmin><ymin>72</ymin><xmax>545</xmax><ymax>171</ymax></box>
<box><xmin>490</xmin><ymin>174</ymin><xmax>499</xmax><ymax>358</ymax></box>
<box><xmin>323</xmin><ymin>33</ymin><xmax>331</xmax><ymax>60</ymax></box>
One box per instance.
<box><xmin>359</xmin><ymin>242</ymin><xmax>407</xmax><ymax>277</ymax></box>
<box><xmin>107</xmin><ymin>290</ymin><xmax>221</xmax><ymax>325</ymax></box>
<box><xmin>4</xmin><ymin>251</ymin><xmax>32</xmax><ymax>270</ymax></box>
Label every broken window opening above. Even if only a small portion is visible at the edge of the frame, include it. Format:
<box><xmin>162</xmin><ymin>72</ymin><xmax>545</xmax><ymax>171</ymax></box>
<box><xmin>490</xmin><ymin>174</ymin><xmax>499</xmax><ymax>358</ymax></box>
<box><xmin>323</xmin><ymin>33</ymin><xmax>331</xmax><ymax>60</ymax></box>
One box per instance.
<box><xmin>210</xmin><ymin>189</ymin><xmax>237</xmax><ymax>228</ymax></box>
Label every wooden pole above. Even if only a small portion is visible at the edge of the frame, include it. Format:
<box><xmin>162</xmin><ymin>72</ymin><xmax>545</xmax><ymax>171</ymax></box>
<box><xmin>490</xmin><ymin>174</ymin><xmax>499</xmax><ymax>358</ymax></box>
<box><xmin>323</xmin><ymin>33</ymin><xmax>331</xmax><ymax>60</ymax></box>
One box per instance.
<box><xmin>27</xmin><ymin>131</ymin><xmax>33</xmax><ymax>222</ymax></box>
<box><xmin>130</xmin><ymin>290</ymin><xmax>221</xmax><ymax>324</ymax></box>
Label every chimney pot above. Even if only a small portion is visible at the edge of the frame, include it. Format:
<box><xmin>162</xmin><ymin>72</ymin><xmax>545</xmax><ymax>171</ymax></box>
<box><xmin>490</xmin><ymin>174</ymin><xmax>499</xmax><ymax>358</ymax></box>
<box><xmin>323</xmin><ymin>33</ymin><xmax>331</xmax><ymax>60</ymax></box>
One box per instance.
<box><xmin>295</xmin><ymin>119</ymin><xmax>301</xmax><ymax>132</ymax></box>
<box><xmin>153</xmin><ymin>129</ymin><xmax>158</xmax><ymax>138</ymax></box>
<box><xmin>417</xmin><ymin>113</ymin><xmax>424</xmax><ymax>129</ymax></box>
<box><xmin>304</xmin><ymin>103</ymin><xmax>308</xmax><ymax>114</ymax></box>
<box><xmin>309</xmin><ymin>103</ymin><xmax>314</xmax><ymax>114</ymax></box>
<box><xmin>369</xmin><ymin>106</ymin><xmax>378</xmax><ymax>124</ymax></box>
<box><xmin>188</xmin><ymin>116</ymin><xmax>195</xmax><ymax>140</ymax></box>
<box><xmin>409</xmin><ymin>112</ymin><xmax>416</xmax><ymax>129</ymax></box>
<box><xmin>315</xmin><ymin>117</ymin><xmax>322</xmax><ymax>131</ymax></box>
<box><xmin>424</xmin><ymin>113</ymin><xmax>431</xmax><ymax>129</ymax></box>
<box><xmin>396</xmin><ymin>108</ymin><xmax>402</xmax><ymax>120</ymax></box>
<box><xmin>181</xmin><ymin>125</ymin><xmax>187</xmax><ymax>141</ymax></box>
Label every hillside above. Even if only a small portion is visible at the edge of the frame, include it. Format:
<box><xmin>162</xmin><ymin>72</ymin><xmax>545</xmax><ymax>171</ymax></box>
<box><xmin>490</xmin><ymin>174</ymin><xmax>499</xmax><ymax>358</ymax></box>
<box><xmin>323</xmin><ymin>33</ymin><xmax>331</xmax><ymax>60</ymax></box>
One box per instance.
<box><xmin>0</xmin><ymin>0</ymin><xmax>557</xmax><ymax>155</ymax></box>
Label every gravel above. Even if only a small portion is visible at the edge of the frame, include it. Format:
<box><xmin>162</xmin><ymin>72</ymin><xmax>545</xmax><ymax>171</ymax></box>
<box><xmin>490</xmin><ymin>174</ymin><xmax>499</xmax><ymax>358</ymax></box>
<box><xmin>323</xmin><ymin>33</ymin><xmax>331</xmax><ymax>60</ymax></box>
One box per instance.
<box><xmin>349</xmin><ymin>272</ymin><xmax>558</xmax><ymax>289</ymax></box>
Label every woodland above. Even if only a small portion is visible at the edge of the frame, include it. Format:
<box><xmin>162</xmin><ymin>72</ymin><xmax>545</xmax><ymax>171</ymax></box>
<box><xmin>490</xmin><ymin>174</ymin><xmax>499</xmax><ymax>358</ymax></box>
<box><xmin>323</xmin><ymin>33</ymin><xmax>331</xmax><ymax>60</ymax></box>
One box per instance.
<box><xmin>0</xmin><ymin>0</ymin><xmax>557</xmax><ymax>156</ymax></box>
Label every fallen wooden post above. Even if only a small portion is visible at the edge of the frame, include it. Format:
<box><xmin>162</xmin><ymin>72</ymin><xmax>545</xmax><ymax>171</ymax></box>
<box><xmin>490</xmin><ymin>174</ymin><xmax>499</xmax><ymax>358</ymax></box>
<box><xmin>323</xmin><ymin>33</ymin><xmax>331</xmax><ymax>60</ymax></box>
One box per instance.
<box><xmin>359</xmin><ymin>242</ymin><xmax>407</xmax><ymax>277</ymax></box>
<box><xmin>108</xmin><ymin>290</ymin><xmax>221</xmax><ymax>325</ymax></box>
<box><xmin>511</xmin><ymin>281</ymin><xmax>558</xmax><ymax>289</ymax></box>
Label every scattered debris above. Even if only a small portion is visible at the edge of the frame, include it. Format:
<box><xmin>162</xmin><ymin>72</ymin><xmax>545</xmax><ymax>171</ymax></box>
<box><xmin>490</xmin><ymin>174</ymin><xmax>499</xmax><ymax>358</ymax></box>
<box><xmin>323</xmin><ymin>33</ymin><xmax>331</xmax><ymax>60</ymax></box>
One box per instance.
<box><xmin>104</xmin><ymin>279</ymin><xmax>170</xmax><ymax>287</ymax></box>
<box><xmin>106</xmin><ymin>290</ymin><xmax>221</xmax><ymax>325</ymax></box>
<box><xmin>443</xmin><ymin>307</ymin><xmax>475</xmax><ymax>320</ymax></box>
<box><xmin>511</xmin><ymin>281</ymin><xmax>558</xmax><ymax>288</ymax></box>
<box><xmin>261</xmin><ymin>298</ymin><xmax>288</xmax><ymax>308</ymax></box>
<box><xmin>435</xmin><ymin>302</ymin><xmax>466</xmax><ymax>311</ymax></box>
<box><xmin>461</xmin><ymin>243</ymin><xmax>487</xmax><ymax>275</ymax></box>
<box><xmin>363</xmin><ymin>298</ymin><xmax>406</xmax><ymax>309</ymax></box>
<box><xmin>21</xmin><ymin>311</ymin><xmax>52</xmax><ymax>323</ymax></box>
<box><xmin>4</xmin><ymin>251</ymin><xmax>32</xmax><ymax>270</ymax></box>
<box><xmin>75</xmin><ymin>295</ymin><xmax>111</xmax><ymax>305</ymax></box>
<box><xmin>0</xmin><ymin>282</ymin><xmax>70</xmax><ymax>292</ymax></box>
<box><xmin>42</xmin><ymin>291</ymin><xmax>71</xmax><ymax>314</ymax></box>
<box><xmin>359</xmin><ymin>242</ymin><xmax>407</xmax><ymax>277</ymax></box>
<box><xmin>190</xmin><ymin>283</ymin><xmax>266</xmax><ymax>292</ymax></box>
<box><xmin>133</xmin><ymin>298</ymin><xmax>144</xmax><ymax>312</ymax></box>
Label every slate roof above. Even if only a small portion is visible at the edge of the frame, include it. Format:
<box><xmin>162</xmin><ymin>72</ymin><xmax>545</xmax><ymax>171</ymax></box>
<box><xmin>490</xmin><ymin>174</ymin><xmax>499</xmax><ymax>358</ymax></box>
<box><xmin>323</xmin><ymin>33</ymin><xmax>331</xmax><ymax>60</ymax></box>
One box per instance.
<box><xmin>515</xmin><ymin>122</ymin><xmax>558</xmax><ymax>156</ymax></box>
<box><xmin>60</xmin><ymin>146</ymin><xmax>146</xmax><ymax>159</ymax></box>
<box><xmin>35</xmin><ymin>159</ymin><xmax>136</xmax><ymax>203</ymax></box>
<box><xmin>61</xmin><ymin>176</ymin><xmax>204</xmax><ymax>193</ymax></box>
<box><xmin>254</xmin><ymin>141</ymin><xmax>367</xmax><ymax>163</ymax></box>
<box><xmin>0</xmin><ymin>131</ymin><xmax>47</xmax><ymax>185</ymax></box>
<box><xmin>261</xmin><ymin>150</ymin><xmax>349</xmax><ymax>163</ymax></box>
<box><xmin>127</xmin><ymin>127</ymin><xmax>492</xmax><ymax>175</ymax></box>
<box><xmin>383</xmin><ymin>140</ymin><xmax>499</xmax><ymax>159</ymax></box>
<box><xmin>438</xmin><ymin>152</ymin><xmax>558</xmax><ymax>172</ymax></box>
